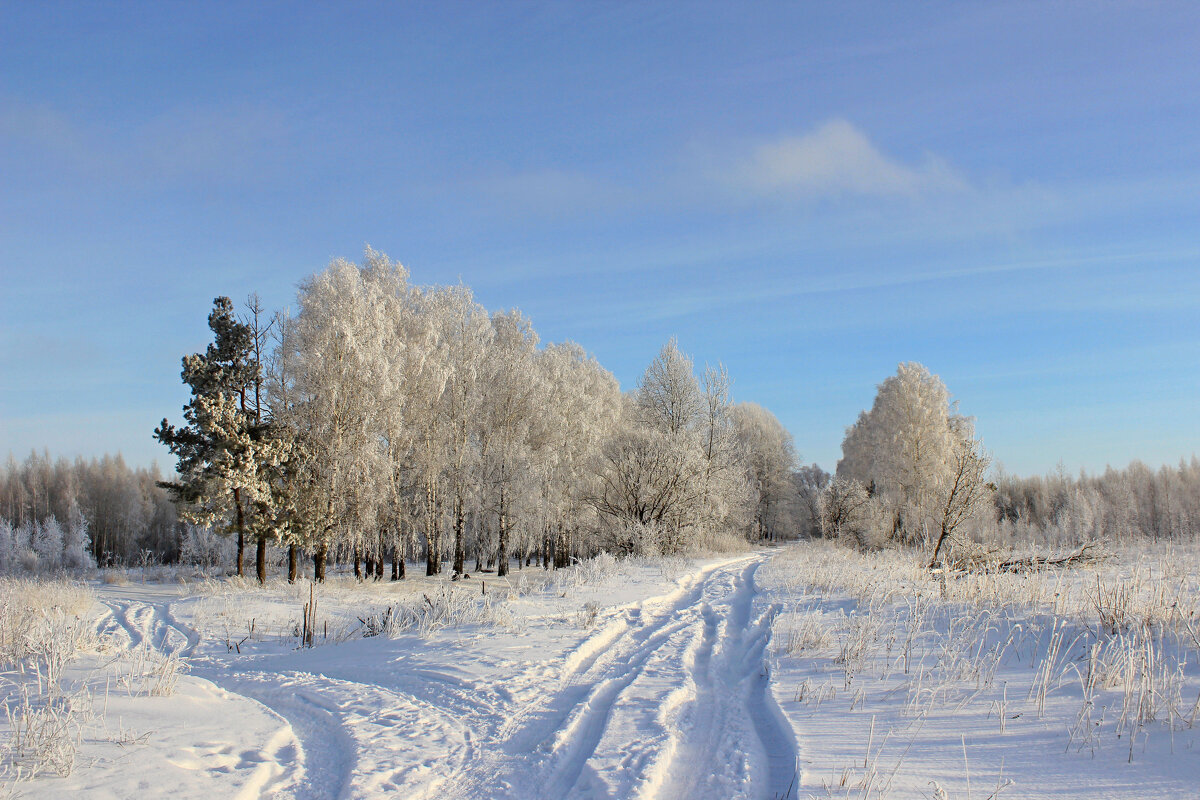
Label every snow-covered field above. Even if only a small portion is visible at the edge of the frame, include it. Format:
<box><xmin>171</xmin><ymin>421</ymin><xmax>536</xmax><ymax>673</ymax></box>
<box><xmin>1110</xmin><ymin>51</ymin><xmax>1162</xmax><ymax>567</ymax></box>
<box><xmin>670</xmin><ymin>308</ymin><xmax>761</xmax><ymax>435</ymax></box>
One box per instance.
<box><xmin>1</xmin><ymin>552</ymin><xmax>791</xmax><ymax>799</ymax></box>
<box><xmin>4</xmin><ymin>543</ymin><xmax>1200</xmax><ymax>799</ymax></box>
<box><xmin>759</xmin><ymin>541</ymin><xmax>1200</xmax><ymax>799</ymax></box>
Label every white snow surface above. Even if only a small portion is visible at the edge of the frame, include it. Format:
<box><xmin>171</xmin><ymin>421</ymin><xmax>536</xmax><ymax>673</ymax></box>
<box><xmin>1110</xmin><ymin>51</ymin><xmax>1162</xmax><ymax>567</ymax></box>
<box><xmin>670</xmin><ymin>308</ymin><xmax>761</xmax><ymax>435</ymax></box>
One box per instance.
<box><xmin>11</xmin><ymin>552</ymin><xmax>797</xmax><ymax>799</ymax></box>
<box><xmin>9</xmin><ymin>544</ymin><xmax>1200</xmax><ymax>799</ymax></box>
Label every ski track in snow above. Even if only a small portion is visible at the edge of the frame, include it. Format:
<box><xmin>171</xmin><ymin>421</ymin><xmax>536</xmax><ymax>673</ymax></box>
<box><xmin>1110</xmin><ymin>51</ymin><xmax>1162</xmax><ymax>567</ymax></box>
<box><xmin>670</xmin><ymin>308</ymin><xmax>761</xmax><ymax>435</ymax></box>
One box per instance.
<box><xmin>89</xmin><ymin>553</ymin><xmax>796</xmax><ymax>800</ymax></box>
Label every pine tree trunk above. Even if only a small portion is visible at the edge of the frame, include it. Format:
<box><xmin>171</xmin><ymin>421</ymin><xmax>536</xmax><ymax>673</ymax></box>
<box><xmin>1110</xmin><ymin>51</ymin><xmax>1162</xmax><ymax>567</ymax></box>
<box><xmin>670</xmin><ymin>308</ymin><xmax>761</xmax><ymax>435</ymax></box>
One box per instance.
<box><xmin>391</xmin><ymin>546</ymin><xmax>400</xmax><ymax>580</ymax></box>
<box><xmin>353</xmin><ymin>545</ymin><xmax>362</xmax><ymax>579</ymax></box>
<box><xmin>314</xmin><ymin>543</ymin><xmax>327</xmax><ymax>582</ymax></box>
<box><xmin>256</xmin><ymin>534</ymin><xmax>267</xmax><ymax>585</ymax></box>
<box><xmin>288</xmin><ymin>544</ymin><xmax>298</xmax><ymax>583</ymax></box>
<box><xmin>234</xmin><ymin>488</ymin><xmax>246</xmax><ymax>578</ymax></box>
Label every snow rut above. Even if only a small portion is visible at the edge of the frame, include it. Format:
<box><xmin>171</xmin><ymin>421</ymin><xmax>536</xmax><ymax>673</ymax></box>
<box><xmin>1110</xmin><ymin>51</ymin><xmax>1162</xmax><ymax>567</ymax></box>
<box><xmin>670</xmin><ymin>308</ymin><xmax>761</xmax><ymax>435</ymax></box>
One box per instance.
<box><xmin>94</xmin><ymin>593</ymin><xmax>306</xmax><ymax>800</ymax></box>
<box><xmin>94</xmin><ymin>588</ymin><xmax>482</xmax><ymax>800</ymax></box>
<box><xmin>100</xmin><ymin>599</ymin><xmax>200</xmax><ymax>657</ymax></box>
<box><xmin>88</xmin><ymin>555</ymin><xmax>796</xmax><ymax>800</ymax></box>
<box><xmin>446</xmin><ymin>554</ymin><xmax>799</xmax><ymax>800</ymax></box>
<box><xmin>198</xmin><ymin>642</ymin><xmax>480</xmax><ymax>800</ymax></box>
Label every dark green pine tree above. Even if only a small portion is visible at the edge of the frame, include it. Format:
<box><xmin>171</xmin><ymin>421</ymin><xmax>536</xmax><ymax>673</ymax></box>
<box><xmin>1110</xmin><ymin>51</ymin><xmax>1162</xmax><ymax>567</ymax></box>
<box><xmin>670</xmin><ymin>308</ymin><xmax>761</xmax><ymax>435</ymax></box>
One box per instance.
<box><xmin>155</xmin><ymin>297</ymin><xmax>277</xmax><ymax>581</ymax></box>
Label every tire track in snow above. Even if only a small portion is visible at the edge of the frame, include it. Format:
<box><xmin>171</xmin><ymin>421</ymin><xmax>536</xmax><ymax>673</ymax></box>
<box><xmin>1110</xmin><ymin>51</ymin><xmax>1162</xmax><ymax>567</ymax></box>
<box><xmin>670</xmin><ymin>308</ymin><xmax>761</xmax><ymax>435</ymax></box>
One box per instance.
<box><xmin>97</xmin><ymin>591</ymin><xmax>476</xmax><ymax>800</ymax></box>
<box><xmin>574</xmin><ymin>559</ymin><xmax>794</xmax><ymax>800</ymax></box>
<box><xmin>161</xmin><ymin>601</ymin><xmax>201</xmax><ymax>657</ymax></box>
<box><xmin>436</xmin><ymin>559</ymin><xmax>738</xmax><ymax>798</ymax></box>
<box><xmin>538</xmin><ymin>617</ymin><xmax>698</xmax><ymax>798</ymax></box>
<box><xmin>743</xmin><ymin>566</ymin><xmax>799</xmax><ymax>800</ymax></box>
<box><xmin>442</xmin><ymin>553</ymin><xmax>797</xmax><ymax>800</ymax></box>
<box><xmin>196</xmin><ymin>663</ymin><xmax>476</xmax><ymax>800</ymax></box>
<box><xmin>490</xmin><ymin>559</ymin><xmax>745</xmax><ymax>762</ymax></box>
<box><xmin>731</xmin><ymin>564</ymin><xmax>799</xmax><ymax>799</ymax></box>
<box><xmin>97</xmin><ymin>599</ymin><xmax>145</xmax><ymax>649</ymax></box>
<box><xmin>89</xmin><ymin>555</ymin><xmax>796</xmax><ymax>800</ymax></box>
<box><xmin>202</xmin><ymin>673</ymin><xmax>353</xmax><ymax>800</ymax></box>
<box><xmin>96</xmin><ymin>598</ymin><xmax>198</xmax><ymax>658</ymax></box>
<box><xmin>93</xmin><ymin>593</ymin><xmax>310</xmax><ymax>800</ymax></box>
<box><xmin>504</xmin><ymin>559</ymin><xmax>746</xmax><ymax>755</ymax></box>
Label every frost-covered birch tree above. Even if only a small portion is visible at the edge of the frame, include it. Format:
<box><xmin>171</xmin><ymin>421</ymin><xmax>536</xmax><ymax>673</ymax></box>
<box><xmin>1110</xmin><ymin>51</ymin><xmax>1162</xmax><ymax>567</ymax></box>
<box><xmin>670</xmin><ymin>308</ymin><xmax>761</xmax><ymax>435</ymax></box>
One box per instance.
<box><xmin>594</xmin><ymin>339</ymin><xmax>756</xmax><ymax>553</ymax></box>
<box><xmin>395</xmin><ymin>287</ymin><xmax>451</xmax><ymax>576</ymax></box>
<box><xmin>837</xmin><ymin>362</ymin><xmax>960</xmax><ymax>544</ymax></box>
<box><xmin>433</xmin><ymin>286</ymin><xmax>491</xmax><ymax>577</ymax></box>
<box><xmin>534</xmin><ymin>343</ymin><xmax>621</xmax><ymax>566</ymax></box>
<box><xmin>283</xmin><ymin>253</ymin><xmax>398</xmax><ymax>580</ymax></box>
<box><xmin>478</xmin><ymin>310</ymin><xmax>540</xmax><ymax>576</ymax></box>
<box><xmin>731</xmin><ymin>401</ymin><xmax>799</xmax><ymax>541</ymax></box>
<box><xmin>837</xmin><ymin>362</ymin><xmax>992</xmax><ymax>550</ymax></box>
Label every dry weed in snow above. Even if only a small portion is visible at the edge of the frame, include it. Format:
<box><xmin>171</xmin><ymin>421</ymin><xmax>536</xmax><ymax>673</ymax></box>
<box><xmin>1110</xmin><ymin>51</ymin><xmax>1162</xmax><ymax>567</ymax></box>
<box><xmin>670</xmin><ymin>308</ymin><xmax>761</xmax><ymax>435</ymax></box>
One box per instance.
<box><xmin>0</xmin><ymin>578</ymin><xmax>99</xmax><ymax>785</ymax></box>
<box><xmin>761</xmin><ymin>540</ymin><xmax>1200</xmax><ymax>799</ymax></box>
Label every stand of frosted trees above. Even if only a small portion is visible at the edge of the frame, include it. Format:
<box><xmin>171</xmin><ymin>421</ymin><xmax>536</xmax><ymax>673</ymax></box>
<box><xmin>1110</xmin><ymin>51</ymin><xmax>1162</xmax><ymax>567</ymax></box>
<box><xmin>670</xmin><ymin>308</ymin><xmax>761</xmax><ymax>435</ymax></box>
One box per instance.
<box><xmin>157</xmin><ymin>250</ymin><xmax>803</xmax><ymax>583</ymax></box>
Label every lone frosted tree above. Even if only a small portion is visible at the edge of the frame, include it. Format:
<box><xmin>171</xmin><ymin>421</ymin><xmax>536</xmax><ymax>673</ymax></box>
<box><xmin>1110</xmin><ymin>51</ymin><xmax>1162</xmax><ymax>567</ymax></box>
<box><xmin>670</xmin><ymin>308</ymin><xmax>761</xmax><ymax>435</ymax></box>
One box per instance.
<box><xmin>836</xmin><ymin>361</ymin><xmax>993</xmax><ymax>556</ymax></box>
<box><xmin>155</xmin><ymin>296</ymin><xmax>276</xmax><ymax>581</ymax></box>
<box><xmin>837</xmin><ymin>362</ymin><xmax>959</xmax><ymax>544</ymax></box>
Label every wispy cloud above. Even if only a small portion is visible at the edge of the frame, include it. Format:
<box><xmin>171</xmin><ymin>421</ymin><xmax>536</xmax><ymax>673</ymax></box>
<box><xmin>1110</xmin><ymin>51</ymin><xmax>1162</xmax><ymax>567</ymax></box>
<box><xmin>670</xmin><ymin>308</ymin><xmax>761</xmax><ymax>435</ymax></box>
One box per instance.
<box><xmin>540</xmin><ymin>246</ymin><xmax>1200</xmax><ymax>332</ymax></box>
<box><xmin>471</xmin><ymin>167</ymin><xmax>631</xmax><ymax>219</ymax></box>
<box><xmin>720</xmin><ymin>119</ymin><xmax>968</xmax><ymax>199</ymax></box>
<box><xmin>467</xmin><ymin>118</ymin><xmax>970</xmax><ymax>223</ymax></box>
<box><xmin>130</xmin><ymin>104</ymin><xmax>291</xmax><ymax>181</ymax></box>
<box><xmin>0</xmin><ymin>96</ymin><xmax>292</xmax><ymax>187</ymax></box>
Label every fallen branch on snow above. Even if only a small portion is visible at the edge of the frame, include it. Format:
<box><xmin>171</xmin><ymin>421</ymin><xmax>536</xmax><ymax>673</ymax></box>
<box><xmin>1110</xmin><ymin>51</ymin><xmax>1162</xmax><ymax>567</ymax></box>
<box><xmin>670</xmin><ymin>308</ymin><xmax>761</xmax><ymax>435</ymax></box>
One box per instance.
<box><xmin>938</xmin><ymin>541</ymin><xmax>1107</xmax><ymax>575</ymax></box>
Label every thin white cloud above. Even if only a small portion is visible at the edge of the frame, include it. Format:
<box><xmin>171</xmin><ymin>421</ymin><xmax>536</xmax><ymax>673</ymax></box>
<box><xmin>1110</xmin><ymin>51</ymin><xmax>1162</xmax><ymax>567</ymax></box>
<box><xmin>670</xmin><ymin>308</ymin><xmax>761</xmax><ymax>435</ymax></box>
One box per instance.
<box><xmin>131</xmin><ymin>104</ymin><xmax>291</xmax><ymax>180</ymax></box>
<box><xmin>548</xmin><ymin>246</ymin><xmax>1200</xmax><ymax>330</ymax></box>
<box><xmin>459</xmin><ymin>119</ymin><xmax>970</xmax><ymax>221</ymax></box>
<box><xmin>0</xmin><ymin>97</ymin><xmax>90</xmax><ymax>163</ymax></box>
<box><xmin>0</xmin><ymin>96</ymin><xmax>292</xmax><ymax>185</ymax></box>
<box><xmin>728</xmin><ymin>119</ymin><xmax>968</xmax><ymax>198</ymax></box>
<box><xmin>472</xmin><ymin>167</ymin><xmax>631</xmax><ymax>219</ymax></box>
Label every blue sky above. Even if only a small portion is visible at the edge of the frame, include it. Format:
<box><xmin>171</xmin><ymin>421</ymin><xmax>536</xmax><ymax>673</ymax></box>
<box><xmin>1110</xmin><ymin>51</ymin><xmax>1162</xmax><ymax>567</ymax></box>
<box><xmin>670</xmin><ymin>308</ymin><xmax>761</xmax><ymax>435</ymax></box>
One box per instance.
<box><xmin>2</xmin><ymin>2</ymin><xmax>1198</xmax><ymax>475</ymax></box>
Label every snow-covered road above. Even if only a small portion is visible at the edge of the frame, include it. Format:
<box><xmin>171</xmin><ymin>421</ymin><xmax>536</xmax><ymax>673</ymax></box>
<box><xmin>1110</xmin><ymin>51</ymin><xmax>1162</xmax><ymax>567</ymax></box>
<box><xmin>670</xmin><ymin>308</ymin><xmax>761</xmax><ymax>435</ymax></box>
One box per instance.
<box><xmin>78</xmin><ymin>552</ymin><xmax>796</xmax><ymax>800</ymax></box>
<box><xmin>442</xmin><ymin>555</ymin><xmax>797</xmax><ymax>800</ymax></box>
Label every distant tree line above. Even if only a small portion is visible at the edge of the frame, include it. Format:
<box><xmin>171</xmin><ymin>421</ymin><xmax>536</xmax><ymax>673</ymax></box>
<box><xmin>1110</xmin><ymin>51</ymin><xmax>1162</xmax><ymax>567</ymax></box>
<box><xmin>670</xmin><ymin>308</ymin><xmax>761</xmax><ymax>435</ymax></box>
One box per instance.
<box><xmin>992</xmin><ymin>459</ymin><xmax>1200</xmax><ymax>545</ymax></box>
<box><xmin>0</xmin><ymin>451</ymin><xmax>181</xmax><ymax>567</ymax></box>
